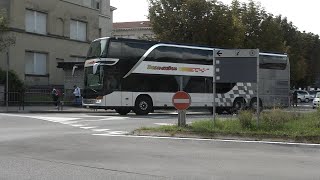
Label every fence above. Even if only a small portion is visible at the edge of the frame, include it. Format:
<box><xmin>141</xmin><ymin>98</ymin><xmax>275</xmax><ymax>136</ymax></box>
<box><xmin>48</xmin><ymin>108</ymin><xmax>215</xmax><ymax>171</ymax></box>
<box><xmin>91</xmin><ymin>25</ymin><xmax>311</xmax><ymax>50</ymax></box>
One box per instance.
<box><xmin>0</xmin><ymin>89</ymin><xmax>79</xmax><ymax>108</ymax></box>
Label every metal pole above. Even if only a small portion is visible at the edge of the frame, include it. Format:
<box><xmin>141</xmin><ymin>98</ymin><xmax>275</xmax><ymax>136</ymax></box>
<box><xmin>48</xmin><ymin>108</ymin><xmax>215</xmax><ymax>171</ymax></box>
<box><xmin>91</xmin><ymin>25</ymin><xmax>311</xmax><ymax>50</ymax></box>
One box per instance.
<box><xmin>6</xmin><ymin>51</ymin><xmax>9</xmax><ymax>112</ymax></box>
<box><xmin>256</xmin><ymin>49</ymin><xmax>260</xmax><ymax>126</ymax></box>
<box><xmin>212</xmin><ymin>50</ymin><xmax>216</xmax><ymax>125</ymax></box>
<box><xmin>178</xmin><ymin>77</ymin><xmax>183</xmax><ymax>126</ymax></box>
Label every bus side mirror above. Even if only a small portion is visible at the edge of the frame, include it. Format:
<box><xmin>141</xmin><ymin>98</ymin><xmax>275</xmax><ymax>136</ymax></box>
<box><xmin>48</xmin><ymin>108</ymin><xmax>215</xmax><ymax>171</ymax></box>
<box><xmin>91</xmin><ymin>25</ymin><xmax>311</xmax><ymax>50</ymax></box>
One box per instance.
<box><xmin>72</xmin><ymin>65</ymin><xmax>78</xmax><ymax>77</ymax></box>
<box><xmin>93</xmin><ymin>63</ymin><xmax>99</xmax><ymax>74</ymax></box>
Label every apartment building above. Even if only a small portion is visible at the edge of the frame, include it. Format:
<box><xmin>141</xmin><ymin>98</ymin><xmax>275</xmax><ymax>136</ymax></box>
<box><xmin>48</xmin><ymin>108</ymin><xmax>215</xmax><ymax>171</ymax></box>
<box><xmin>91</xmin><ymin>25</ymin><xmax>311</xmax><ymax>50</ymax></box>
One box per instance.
<box><xmin>0</xmin><ymin>0</ymin><xmax>114</xmax><ymax>89</ymax></box>
<box><xmin>113</xmin><ymin>21</ymin><xmax>154</xmax><ymax>40</ymax></box>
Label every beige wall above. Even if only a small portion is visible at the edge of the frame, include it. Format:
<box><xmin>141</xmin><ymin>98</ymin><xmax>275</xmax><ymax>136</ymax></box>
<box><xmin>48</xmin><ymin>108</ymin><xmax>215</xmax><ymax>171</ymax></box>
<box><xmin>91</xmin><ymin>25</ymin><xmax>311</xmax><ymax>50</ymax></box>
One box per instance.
<box><xmin>9</xmin><ymin>0</ymin><xmax>100</xmax><ymax>41</ymax></box>
<box><xmin>113</xmin><ymin>28</ymin><xmax>154</xmax><ymax>40</ymax></box>
<box><xmin>0</xmin><ymin>0</ymin><xmax>113</xmax><ymax>86</ymax></box>
<box><xmin>8</xmin><ymin>32</ymin><xmax>90</xmax><ymax>85</ymax></box>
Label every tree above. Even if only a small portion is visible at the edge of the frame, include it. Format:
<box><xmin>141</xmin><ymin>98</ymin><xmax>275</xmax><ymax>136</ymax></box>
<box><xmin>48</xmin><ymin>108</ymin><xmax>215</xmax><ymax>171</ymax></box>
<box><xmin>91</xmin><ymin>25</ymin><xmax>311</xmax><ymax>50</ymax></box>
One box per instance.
<box><xmin>0</xmin><ymin>9</ymin><xmax>15</xmax><ymax>52</ymax></box>
<box><xmin>148</xmin><ymin>0</ymin><xmax>320</xmax><ymax>87</ymax></box>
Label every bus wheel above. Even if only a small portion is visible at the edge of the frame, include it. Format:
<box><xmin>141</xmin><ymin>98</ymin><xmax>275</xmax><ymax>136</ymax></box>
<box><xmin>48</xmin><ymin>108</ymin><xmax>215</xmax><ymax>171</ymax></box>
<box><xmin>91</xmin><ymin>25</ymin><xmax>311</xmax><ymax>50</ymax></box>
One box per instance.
<box><xmin>233</xmin><ymin>98</ymin><xmax>245</xmax><ymax>113</ymax></box>
<box><xmin>134</xmin><ymin>96</ymin><xmax>153</xmax><ymax>115</ymax></box>
<box><xmin>116</xmin><ymin>108</ymin><xmax>131</xmax><ymax>115</ymax></box>
<box><xmin>250</xmin><ymin>98</ymin><xmax>263</xmax><ymax>111</ymax></box>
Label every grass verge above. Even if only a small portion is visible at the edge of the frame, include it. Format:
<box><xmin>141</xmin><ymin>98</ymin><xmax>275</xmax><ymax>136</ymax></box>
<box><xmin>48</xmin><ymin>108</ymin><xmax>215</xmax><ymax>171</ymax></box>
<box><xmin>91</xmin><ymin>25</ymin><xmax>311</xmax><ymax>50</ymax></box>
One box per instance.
<box><xmin>135</xmin><ymin>109</ymin><xmax>320</xmax><ymax>144</ymax></box>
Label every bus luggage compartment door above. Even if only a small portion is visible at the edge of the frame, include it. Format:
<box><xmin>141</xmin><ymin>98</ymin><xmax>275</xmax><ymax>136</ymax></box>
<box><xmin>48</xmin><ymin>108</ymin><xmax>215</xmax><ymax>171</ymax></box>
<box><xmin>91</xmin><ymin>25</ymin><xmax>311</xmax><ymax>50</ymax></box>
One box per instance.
<box><xmin>121</xmin><ymin>92</ymin><xmax>133</xmax><ymax>107</ymax></box>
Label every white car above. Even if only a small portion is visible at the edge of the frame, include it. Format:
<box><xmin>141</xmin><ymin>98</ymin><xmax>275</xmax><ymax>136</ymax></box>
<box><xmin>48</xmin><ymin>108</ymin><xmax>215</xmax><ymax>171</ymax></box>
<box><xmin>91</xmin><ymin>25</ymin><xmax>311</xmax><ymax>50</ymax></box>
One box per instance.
<box><xmin>296</xmin><ymin>90</ymin><xmax>311</xmax><ymax>103</ymax></box>
<box><xmin>312</xmin><ymin>92</ymin><xmax>320</xmax><ymax>109</ymax></box>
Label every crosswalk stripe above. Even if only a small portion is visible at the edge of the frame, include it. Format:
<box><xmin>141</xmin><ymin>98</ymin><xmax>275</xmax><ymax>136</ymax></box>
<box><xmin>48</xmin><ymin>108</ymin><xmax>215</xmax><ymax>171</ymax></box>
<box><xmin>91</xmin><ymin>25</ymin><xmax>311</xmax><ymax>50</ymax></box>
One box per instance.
<box><xmin>92</xmin><ymin>129</ymin><xmax>110</xmax><ymax>132</ymax></box>
<box><xmin>70</xmin><ymin>124</ymin><xmax>87</xmax><ymax>127</ymax></box>
<box><xmin>80</xmin><ymin>126</ymin><xmax>97</xmax><ymax>129</ymax></box>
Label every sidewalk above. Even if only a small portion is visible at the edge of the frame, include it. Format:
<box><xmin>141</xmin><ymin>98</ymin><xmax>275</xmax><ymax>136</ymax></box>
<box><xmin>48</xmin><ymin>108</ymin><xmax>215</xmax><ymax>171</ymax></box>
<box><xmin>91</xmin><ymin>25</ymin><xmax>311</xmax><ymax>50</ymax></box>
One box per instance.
<box><xmin>0</xmin><ymin>105</ymin><xmax>107</xmax><ymax>113</ymax></box>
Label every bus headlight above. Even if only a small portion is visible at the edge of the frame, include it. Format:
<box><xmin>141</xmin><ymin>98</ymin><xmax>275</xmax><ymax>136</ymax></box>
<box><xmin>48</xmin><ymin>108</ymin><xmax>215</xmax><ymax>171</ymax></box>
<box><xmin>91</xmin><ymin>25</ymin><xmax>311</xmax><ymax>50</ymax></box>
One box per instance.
<box><xmin>96</xmin><ymin>96</ymin><xmax>103</xmax><ymax>104</ymax></box>
<box><xmin>96</xmin><ymin>99</ymin><xmax>102</xmax><ymax>104</ymax></box>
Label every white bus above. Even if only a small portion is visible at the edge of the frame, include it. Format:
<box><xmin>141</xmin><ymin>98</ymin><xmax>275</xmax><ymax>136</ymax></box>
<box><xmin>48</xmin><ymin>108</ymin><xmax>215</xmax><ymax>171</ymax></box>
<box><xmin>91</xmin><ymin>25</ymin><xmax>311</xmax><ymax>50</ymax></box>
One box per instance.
<box><xmin>81</xmin><ymin>37</ymin><xmax>290</xmax><ymax>115</ymax></box>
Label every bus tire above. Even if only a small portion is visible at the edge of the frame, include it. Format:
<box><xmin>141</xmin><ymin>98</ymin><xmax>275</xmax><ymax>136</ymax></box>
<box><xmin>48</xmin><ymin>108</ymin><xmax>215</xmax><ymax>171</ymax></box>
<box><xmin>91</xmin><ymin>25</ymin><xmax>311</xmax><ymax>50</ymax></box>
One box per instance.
<box><xmin>233</xmin><ymin>98</ymin><xmax>245</xmax><ymax>113</ymax></box>
<box><xmin>134</xmin><ymin>96</ymin><xmax>153</xmax><ymax>115</ymax></box>
<box><xmin>116</xmin><ymin>108</ymin><xmax>131</xmax><ymax>115</ymax></box>
<box><xmin>250</xmin><ymin>98</ymin><xmax>263</xmax><ymax>111</ymax></box>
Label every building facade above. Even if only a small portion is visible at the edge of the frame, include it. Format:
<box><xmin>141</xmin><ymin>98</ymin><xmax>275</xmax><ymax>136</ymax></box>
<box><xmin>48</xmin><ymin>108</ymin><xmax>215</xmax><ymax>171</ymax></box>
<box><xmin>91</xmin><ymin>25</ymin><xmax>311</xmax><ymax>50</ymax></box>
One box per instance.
<box><xmin>113</xmin><ymin>21</ymin><xmax>154</xmax><ymax>40</ymax></box>
<box><xmin>0</xmin><ymin>0</ymin><xmax>114</xmax><ymax>89</ymax></box>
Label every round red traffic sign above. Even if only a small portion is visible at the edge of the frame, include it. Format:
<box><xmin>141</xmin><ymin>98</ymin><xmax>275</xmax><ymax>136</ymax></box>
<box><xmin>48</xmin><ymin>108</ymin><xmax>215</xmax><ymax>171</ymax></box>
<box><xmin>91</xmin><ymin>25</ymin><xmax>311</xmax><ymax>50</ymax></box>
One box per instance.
<box><xmin>172</xmin><ymin>91</ymin><xmax>191</xmax><ymax>110</ymax></box>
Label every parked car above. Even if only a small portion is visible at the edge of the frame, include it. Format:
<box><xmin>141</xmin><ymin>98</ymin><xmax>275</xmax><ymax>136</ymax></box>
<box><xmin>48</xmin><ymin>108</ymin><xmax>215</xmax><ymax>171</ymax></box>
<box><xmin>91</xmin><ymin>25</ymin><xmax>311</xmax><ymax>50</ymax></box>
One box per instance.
<box><xmin>312</xmin><ymin>92</ymin><xmax>320</xmax><ymax>109</ymax></box>
<box><xmin>295</xmin><ymin>90</ymin><xmax>311</xmax><ymax>103</ymax></box>
<box><xmin>308</xmin><ymin>90</ymin><xmax>320</xmax><ymax>100</ymax></box>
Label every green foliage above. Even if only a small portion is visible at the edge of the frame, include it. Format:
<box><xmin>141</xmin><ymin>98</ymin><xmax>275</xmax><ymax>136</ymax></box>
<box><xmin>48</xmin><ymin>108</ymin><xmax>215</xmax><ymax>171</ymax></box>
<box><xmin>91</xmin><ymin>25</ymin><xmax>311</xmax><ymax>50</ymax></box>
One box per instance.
<box><xmin>238</xmin><ymin>110</ymin><xmax>254</xmax><ymax>129</ymax></box>
<box><xmin>137</xmin><ymin>110</ymin><xmax>320</xmax><ymax>143</ymax></box>
<box><xmin>260</xmin><ymin>109</ymin><xmax>299</xmax><ymax>130</ymax></box>
<box><xmin>0</xmin><ymin>9</ymin><xmax>15</xmax><ymax>52</ymax></box>
<box><xmin>148</xmin><ymin>0</ymin><xmax>320</xmax><ymax>87</ymax></box>
<box><xmin>0</xmin><ymin>68</ymin><xmax>24</xmax><ymax>92</ymax></box>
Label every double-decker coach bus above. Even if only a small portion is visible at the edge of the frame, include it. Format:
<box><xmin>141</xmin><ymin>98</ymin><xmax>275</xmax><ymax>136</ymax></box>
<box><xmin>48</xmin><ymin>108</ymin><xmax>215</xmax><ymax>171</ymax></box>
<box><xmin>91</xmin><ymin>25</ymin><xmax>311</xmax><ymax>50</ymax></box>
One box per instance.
<box><xmin>81</xmin><ymin>37</ymin><xmax>289</xmax><ymax>115</ymax></box>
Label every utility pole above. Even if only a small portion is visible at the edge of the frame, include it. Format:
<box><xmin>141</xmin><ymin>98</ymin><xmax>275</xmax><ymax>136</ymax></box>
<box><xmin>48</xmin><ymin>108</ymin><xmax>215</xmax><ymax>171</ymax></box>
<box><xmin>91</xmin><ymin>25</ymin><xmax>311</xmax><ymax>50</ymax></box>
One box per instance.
<box><xmin>6</xmin><ymin>51</ymin><xmax>9</xmax><ymax>112</ymax></box>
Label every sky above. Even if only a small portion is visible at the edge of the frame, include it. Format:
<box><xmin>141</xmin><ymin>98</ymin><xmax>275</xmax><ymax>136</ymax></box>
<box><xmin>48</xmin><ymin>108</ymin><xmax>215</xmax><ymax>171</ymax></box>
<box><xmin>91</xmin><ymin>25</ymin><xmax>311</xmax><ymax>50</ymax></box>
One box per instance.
<box><xmin>110</xmin><ymin>0</ymin><xmax>320</xmax><ymax>36</ymax></box>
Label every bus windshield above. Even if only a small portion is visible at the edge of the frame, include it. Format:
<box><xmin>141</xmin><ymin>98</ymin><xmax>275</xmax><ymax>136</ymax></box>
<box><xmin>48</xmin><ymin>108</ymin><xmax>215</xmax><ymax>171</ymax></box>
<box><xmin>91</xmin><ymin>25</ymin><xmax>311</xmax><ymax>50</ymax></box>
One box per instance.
<box><xmin>84</xmin><ymin>66</ymin><xmax>104</xmax><ymax>92</ymax></box>
<box><xmin>86</xmin><ymin>39</ymin><xmax>108</xmax><ymax>59</ymax></box>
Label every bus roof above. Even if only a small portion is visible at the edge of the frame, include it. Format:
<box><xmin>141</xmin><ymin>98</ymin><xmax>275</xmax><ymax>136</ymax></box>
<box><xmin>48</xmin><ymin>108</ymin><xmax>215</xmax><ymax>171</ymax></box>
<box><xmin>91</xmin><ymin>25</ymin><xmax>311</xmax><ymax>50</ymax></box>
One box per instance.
<box><xmin>93</xmin><ymin>37</ymin><xmax>288</xmax><ymax>57</ymax></box>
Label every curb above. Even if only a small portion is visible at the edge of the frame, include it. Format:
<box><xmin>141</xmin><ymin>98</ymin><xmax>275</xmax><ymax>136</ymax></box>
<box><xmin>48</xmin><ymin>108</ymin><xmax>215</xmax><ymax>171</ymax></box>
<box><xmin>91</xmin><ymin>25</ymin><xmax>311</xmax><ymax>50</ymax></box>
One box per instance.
<box><xmin>133</xmin><ymin>131</ymin><xmax>320</xmax><ymax>147</ymax></box>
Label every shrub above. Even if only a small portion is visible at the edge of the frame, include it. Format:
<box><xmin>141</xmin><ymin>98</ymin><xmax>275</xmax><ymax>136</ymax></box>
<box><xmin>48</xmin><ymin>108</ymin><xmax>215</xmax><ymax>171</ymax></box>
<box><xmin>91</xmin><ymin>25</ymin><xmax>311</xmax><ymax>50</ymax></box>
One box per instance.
<box><xmin>260</xmin><ymin>109</ymin><xmax>297</xmax><ymax>130</ymax></box>
<box><xmin>0</xmin><ymin>68</ymin><xmax>24</xmax><ymax>92</ymax></box>
<box><xmin>238</xmin><ymin>110</ymin><xmax>254</xmax><ymax>129</ymax></box>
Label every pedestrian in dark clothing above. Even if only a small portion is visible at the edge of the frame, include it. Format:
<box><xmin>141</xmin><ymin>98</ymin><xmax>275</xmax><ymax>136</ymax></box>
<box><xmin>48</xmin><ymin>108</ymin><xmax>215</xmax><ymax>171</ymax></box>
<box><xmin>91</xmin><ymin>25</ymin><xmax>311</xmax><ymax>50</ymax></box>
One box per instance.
<box><xmin>51</xmin><ymin>87</ymin><xmax>61</xmax><ymax>108</ymax></box>
<box><xmin>292</xmin><ymin>91</ymin><xmax>298</xmax><ymax>107</ymax></box>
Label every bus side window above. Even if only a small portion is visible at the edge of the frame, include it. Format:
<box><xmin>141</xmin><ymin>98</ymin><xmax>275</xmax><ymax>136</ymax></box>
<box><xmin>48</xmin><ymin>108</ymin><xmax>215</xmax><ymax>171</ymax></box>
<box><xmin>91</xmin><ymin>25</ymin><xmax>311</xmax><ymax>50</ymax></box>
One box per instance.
<box><xmin>184</xmin><ymin>77</ymin><xmax>206</xmax><ymax>93</ymax></box>
<box><xmin>107</xmin><ymin>41</ymin><xmax>122</xmax><ymax>58</ymax></box>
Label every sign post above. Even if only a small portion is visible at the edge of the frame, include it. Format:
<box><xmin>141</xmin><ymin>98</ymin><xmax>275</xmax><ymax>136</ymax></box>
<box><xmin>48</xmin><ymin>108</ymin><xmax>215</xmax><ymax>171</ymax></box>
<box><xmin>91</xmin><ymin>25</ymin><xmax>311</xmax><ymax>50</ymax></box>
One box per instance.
<box><xmin>213</xmin><ymin>49</ymin><xmax>260</xmax><ymax>124</ymax></box>
<box><xmin>172</xmin><ymin>91</ymin><xmax>191</xmax><ymax>127</ymax></box>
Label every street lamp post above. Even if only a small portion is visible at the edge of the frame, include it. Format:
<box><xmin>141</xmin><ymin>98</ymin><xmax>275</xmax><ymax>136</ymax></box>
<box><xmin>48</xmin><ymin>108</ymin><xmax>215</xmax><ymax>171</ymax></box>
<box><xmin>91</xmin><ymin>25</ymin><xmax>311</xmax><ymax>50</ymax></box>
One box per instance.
<box><xmin>6</xmin><ymin>51</ymin><xmax>9</xmax><ymax>112</ymax></box>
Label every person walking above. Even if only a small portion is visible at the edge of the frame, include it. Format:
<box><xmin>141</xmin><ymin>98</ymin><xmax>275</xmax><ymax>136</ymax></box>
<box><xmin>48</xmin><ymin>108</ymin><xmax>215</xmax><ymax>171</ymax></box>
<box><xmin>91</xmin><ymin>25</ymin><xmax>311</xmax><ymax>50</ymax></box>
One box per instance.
<box><xmin>73</xmin><ymin>85</ymin><xmax>81</xmax><ymax>106</ymax></box>
<box><xmin>51</xmin><ymin>87</ymin><xmax>61</xmax><ymax>108</ymax></box>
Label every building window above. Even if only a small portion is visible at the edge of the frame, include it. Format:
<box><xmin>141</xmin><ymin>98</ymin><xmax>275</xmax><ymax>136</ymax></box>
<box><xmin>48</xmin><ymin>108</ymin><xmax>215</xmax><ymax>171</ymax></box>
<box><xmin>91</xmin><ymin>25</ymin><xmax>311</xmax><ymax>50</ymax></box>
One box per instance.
<box><xmin>70</xmin><ymin>20</ymin><xmax>87</xmax><ymax>41</ymax></box>
<box><xmin>25</xmin><ymin>10</ymin><xmax>47</xmax><ymax>35</ymax></box>
<box><xmin>25</xmin><ymin>52</ymin><xmax>48</xmax><ymax>75</ymax></box>
<box><xmin>83</xmin><ymin>0</ymin><xmax>100</xmax><ymax>9</ymax></box>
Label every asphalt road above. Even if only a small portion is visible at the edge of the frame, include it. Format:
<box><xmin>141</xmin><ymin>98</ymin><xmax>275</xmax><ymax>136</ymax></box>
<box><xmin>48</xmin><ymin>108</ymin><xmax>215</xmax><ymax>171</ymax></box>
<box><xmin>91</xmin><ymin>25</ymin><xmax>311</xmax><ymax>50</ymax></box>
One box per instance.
<box><xmin>1</xmin><ymin>109</ymin><xmax>320</xmax><ymax>180</ymax></box>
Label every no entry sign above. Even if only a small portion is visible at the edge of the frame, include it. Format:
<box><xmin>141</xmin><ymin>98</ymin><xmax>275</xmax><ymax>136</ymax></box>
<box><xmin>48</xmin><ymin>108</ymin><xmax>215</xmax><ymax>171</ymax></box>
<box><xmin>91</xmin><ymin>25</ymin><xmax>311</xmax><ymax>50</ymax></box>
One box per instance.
<box><xmin>172</xmin><ymin>91</ymin><xmax>191</xmax><ymax>110</ymax></box>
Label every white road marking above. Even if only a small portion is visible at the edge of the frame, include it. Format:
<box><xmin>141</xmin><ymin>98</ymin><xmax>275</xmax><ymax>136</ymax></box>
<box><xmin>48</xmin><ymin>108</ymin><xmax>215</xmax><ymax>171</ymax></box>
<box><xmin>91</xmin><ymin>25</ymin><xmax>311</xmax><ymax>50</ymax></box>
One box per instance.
<box><xmin>60</xmin><ymin>121</ymin><xmax>79</xmax><ymax>125</ymax></box>
<box><xmin>93</xmin><ymin>131</ymin><xmax>128</xmax><ymax>135</ymax></box>
<box><xmin>32</xmin><ymin>116</ymin><xmax>81</xmax><ymax>122</ymax></box>
<box><xmin>80</xmin><ymin>126</ymin><xmax>97</xmax><ymax>129</ymax></box>
<box><xmin>92</xmin><ymin>134</ymin><xmax>320</xmax><ymax>147</ymax></box>
<box><xmin>154</xmin><ymin>123</ymin><xmax>175</xmax><ymax>126</ymax></box>
<box><xmin>92</xmin><ymin>129</ymin><xmax>111</xmax><ymax>132</ymax></box>
<box><xmin>70</xmin><ymin>124</ymin><xmax>87</xmax><ymax>127</ymax></box>
<box><xmin>0</xmin><ymin>113</ymin><xmax>128</xmax><ymax>136</ymax></box>
<box><xmin>98</xmin><ymin>117</ymin><xmax>129</xmax><ymax>121</ymax></box>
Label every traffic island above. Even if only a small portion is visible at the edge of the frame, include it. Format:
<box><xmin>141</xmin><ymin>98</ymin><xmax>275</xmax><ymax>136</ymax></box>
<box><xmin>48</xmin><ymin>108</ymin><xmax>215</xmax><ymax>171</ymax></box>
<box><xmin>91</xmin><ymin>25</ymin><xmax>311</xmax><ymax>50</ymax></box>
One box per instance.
<box><xmin>133</xmin><ymin>109</ymin><xmax>320</xmax><ymax>144</ymax></box>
